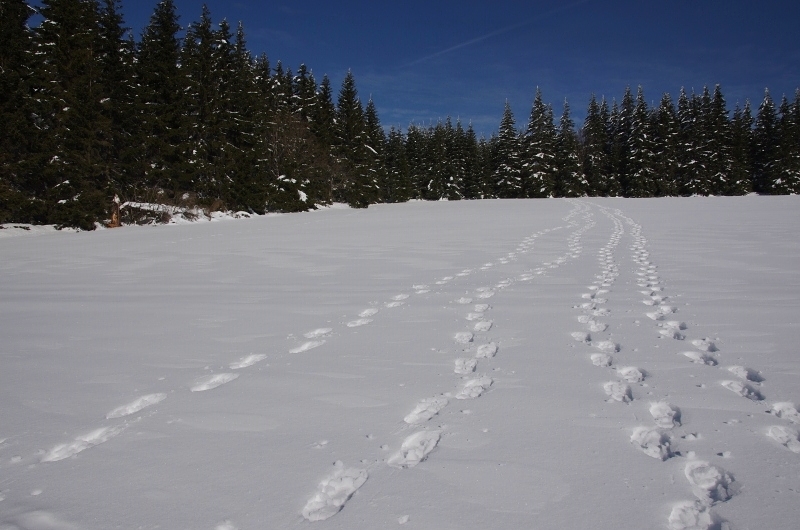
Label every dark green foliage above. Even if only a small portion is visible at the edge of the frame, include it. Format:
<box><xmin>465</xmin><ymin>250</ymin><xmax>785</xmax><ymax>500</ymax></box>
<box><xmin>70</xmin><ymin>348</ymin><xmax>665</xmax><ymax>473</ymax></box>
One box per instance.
<box><xmin>522</xmin><ymin>88</ymin><xmax>557</xmax><ymax>197</ymax></box>
<box><xmin>333</xmin><ymin>71</ymin><xmax>375</xmax><ymax>208</ymax></box>
<box><xmin>492</xmin><ymin>102</ymin><xmax>523</xmax><ymax>198</ymax></box>
<box><xmin>649</xmin><ymin>93</ymin><xmax>680</xmax><ymax>196</ymax></box>
<box><xmin>0</xmin><ymin>0</ymin><xmax>797</xmax><ymax>228</ymax></box>
<box><xmin>579</xmin><ymin>95</ymin><xmax>609</xmax><ymax>196</ymax></box>
<box><xmin>554</xmin><ymin>100</ymin><xmax>585</xmax><ymax>197</ymax></box>
<box><xmin>752</xmin><ymin>89</ymin><xmax>780</xmax><ymax>194</ymax></box>
<box><xmin>0</xmin><ymin>0</ymin><xmax>37</xmax><ymax>222</ymax></box>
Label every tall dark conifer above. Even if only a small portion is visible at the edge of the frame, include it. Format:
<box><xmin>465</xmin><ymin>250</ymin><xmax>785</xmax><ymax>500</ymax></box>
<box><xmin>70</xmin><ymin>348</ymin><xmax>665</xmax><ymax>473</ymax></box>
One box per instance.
<box><xmin>522</xmin><ymin>88</ymin><xmax>557</xmax><ymax>197</ymax></box>
<box><xmin>775</xmin><ymin>92</ymin><xmax>800</xmax><ymax>193</ymax></box>
<box><xmin>32</xmin><ymin>0</ymin><xmax>109</xmax><ymax>229</ymax></box>
<box><xmin>752</xmin><ymin>89</ymin><xmax>779</xmax><ymax>193</ymax></box>
<box><xmin>334</xmin><ymin>71</ymin><xmax>374</xmax><ymax>207</ymax></box>
<box><xmin>136</xmin><ymin>0</ymin><xmax>184</xmax><ymax>195</ymax></box>
<box><xmin>730</xmin><ymin>101</ymin><xmax>754</xmax><ymax>195</ymax></box>
<box><xmin>96</xmin><ymin>0</ymin><xmax>135</xmax><ymax>195</ymax></box>
<box><xmin>555</xmin><ymin>100</ymin><xmax>584</xmax><ymax>197</ymax></box>
<box><xmin>649</xmin><ymin>93</ymin><xmax>680</xmax><ymax>196</ymax></box>
<box><xmin>625</xmin><ymin>87</ymin><xmax>656</xmax><ymax>197</ymax></box>
<box><xmin>580</xmin><ymin>95</ymin><xmax>608</xmax><ymax>196</ymax></box>
<box><xmin>493</xmin><ymin>101</ymin><xmax>523</xmax><ymax>197</ymax></box>
<box><xmin>0</xmin><ymin>0</ymin><xmax>37</xmax><ymax>221</ymax></box>
<box><xmin>383</xmin><ymin>126</ymin><xmax>411</xmax><ymax>203</ymax></box>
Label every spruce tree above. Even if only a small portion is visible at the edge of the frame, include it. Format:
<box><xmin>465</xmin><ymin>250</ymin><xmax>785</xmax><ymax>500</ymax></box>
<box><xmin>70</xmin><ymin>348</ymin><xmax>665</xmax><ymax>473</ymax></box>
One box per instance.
<box><xmin>580</xmin><ymin>95</ymin><xmax>608</xmax><ymax>196</ymax></box>
<box><xmin>334</xmin><ymin>71</ymin><xmax>374</xmax><ymax>207</ymax></box>
<box><xmin>649</xmin><ymin>93</ymin><xmax>680</xmax><ymax>196</ymax></box>
<box><xmin>32</xmin><ymin>0</ymin><xmax>109</xmax><ymax>229</ymax></box>
<box><xmin>612</xmin><ymin>87</ymin><xmax>636</xmax><ymax>195</ymax></box>
<box><xmin>625</xmin><ymin>87</ymin><xmax>656</xmax><ymax>197</ymax></box>
<box><xmin>522</xmin><ymin>88</ymin><xmax>557</xmax><ymax>197</ymax></box>
<box><xmin>383</xmin><ymin>127</ymin><xmax>411</xmax><ymax>203</ymax></box>
<box><xmin>0</xmin><ymin>0</ymin><xmax>37</xmax><ymax>222</ymax></box>
<box><xmin>364</xmin><ymin>98</ymin><xmax>388</xmax><ymax>202</ymax></box>
<box><xmin>554</xmin><ymin>100</ymin><xmax>585</xmax><ymax>197</ymax></box>
<box><xmin>492</xmin><ymin>101</ymin><xmax>523</xmax><ymax>198</ymax></box>
<box><xmin>774</xmin><ymin>92</ymin><xmax>800</xmax><ymax>193</ymax></box>
<box><xmin>96</xmin><ymin>0</ymin><xmax>135</xmax><ymax>197</ymax></box>
<box><xmin>729</xmin><ymin>101</ymin><xmax>754</xmax><ymax>195</ymax></box>
<box><xmin>752</xmin><ymin>89</ymin><xmax>779</xmax><ymax>193</ymax></box>
<box><xmin>404</xmin><ymin>124</ymin><xmax>427</xmax><ymax>200</ymax></box>
<box><xmin>460</xmin><ymin>124</ymin><xmax>482</xmax><ymax>199</ymax></box>
<box><xmin>706</xmin><ymin>85</ymin><xmax>744</xmax><ymax>195</ymax></box>
<box><xmin>136</xmin><ymin>0</ymin><xmax>185</xmax><ymax>197</ymax></box>
<box><xmin>600</xmin><ymin>98</ymin><xmax>621</xmax><ymax>196</ymax></box>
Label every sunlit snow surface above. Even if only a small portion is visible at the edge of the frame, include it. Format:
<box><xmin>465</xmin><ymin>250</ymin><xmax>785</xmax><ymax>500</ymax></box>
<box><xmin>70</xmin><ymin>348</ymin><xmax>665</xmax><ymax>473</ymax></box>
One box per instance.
<box><xmin>1</xmin><ymin>197</ymin><xmax>799</xmax><ymax>529</ymax></box>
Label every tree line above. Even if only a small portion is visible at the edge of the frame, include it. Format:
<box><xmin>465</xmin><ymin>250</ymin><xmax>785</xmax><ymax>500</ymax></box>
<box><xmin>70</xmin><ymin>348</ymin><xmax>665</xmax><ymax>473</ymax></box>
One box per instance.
<box><xmin>1</xmin><ymin>0</ymin><xmax>799</xmax><ymax>229</ymax></box>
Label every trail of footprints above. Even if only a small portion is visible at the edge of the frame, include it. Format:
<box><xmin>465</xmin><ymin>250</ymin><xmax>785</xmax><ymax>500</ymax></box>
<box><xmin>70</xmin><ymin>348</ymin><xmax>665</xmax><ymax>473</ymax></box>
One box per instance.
<box><xmin>301</xmin><ymin>201</ymin><xmax>598</xmax><ymax>521</ymax></box>
<box><xmin>571</xmin><ymin>202</ymin><xmax>799</xmax><ymax>530</ymax></box>
<box><xmin>2</xmin><ymin>203</ymin><xmax>593</xmax><ymax>524</ymax></box>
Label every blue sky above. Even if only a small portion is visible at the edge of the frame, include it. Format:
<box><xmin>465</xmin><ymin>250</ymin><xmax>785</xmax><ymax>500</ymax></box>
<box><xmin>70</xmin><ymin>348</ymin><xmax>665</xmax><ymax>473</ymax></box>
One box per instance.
<box><xmin>81</xmin><ymin>1</ymin><xmax>800</xmax><ymax>136</ymax></box>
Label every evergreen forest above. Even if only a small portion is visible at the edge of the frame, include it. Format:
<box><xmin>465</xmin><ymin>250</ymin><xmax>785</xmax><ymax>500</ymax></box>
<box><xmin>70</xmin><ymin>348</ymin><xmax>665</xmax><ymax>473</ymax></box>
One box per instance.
<box><xmin>2</xmin><ymin>0</ymin><xmax>799</xmax><ymax>230</ymax></box>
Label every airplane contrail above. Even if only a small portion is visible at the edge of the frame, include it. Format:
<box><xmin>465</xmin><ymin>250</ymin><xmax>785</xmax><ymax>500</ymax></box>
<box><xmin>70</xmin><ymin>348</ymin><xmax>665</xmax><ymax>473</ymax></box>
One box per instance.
<box><xmin>402</xmin><ymin>0</ymin><xmax>592</xmax><ymax>68</ymax></box>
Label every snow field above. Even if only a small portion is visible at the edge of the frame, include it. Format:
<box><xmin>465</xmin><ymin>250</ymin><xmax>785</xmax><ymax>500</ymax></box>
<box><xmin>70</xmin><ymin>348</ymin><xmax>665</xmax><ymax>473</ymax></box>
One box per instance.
<box><xmin>1</xmin><ymin>197</ymin><xmax>798</xmax><ymax>529</ymax></box>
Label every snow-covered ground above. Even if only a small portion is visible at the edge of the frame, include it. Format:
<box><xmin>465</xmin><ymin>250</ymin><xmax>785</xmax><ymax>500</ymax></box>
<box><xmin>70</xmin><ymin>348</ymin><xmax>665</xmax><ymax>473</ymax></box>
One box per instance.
<box><xmin>1</xmin><ymin>197</ymin><xmax>799</xmax><ymax>530</ymax></box>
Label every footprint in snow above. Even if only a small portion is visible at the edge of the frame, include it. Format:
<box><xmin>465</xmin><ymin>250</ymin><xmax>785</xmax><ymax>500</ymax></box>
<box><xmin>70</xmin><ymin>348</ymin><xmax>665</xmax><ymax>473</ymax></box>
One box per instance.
<box><xmin>301</xmin><ymin>461</ymin><xmax>368</xmax><ymax>521</ymax></box>
<box><xmin>347</xmin><ymin>319</ymin><xmax>372</xmax><ymax>328</ymax></box>
<box><xmin>454</xmin><ymin>332</ymin><xmax>474</xmax><ymax>344</ymax></box>
<box><xmin>681</xmin><ymin>351</ymin><xmax>717</xmax><ymax>366</ymax></box>
<box><xmin>770</xmin><ymin>402</ymin><xmax>800</xmax><ymax>424</ymax></box>
<box><xmin>587</xmin><ymin>320</ymin><xmax>608</xmax><ymax>333</ymax></box>
<box><xmin>603</xmin><ymin>381</ymin><xmax>632</xmax><ymax>402</ymax></box>
<box><xmin>454</xmin><ymin>358</ymin><xmax>477</xmax><ymax>374</ymax></box>
<box><xmin>456</xmin><ymin>297</ymin><xmax>473</xmax><ymax>304</ymax></box>
<box><xmin>304</xmin><ymin>328</ymin><xmax>333</xmax><ymax>339</ymax></box>
<box><xmin>684</xmin><ymin>460</ymin><xmax>736</xmax><ymax>504</ymax></box>
<box><xmin>359</xmin><ymin>308</ymin><xmax>379</xmax><ymax>318</ymax></box>
<box><xmin>571</xmin><ymin>331</ymin><xmax>591</xmax><ymax>343</ymax></box>
<box><xmin>767</xmin><ymin>425</ymin><xmax>800</xmax><ymax>453</ymax></box>
<box><xmin>387</xmin><ymin>430</ymin><xmax>441</xmax><ymax>469</ymax></box>
<box><xmin>691</xmin><ymin>338</ymin><xmax>718</xmax><ymax>352</ymax></box>
<box><xmin>404</xmin><ymin>396</ymin><xmax>449</xmax><ymax>424</ymax></box>
<box><xmin>720</xmin><ymin>380</ymin><xmax>764</xmax><ymax>401</ymax></box>
<box><xmin>650</xmin><ymin>402</ymin><xmax>681</xmax><ymax>429</ymax></box>
<box><xmin>465</xmin><ymin>312</ymin><xmax>483</xmax><ymax>321</ymax></box>
<box><xmin>630</xmin><ymin>426</ymin><xmax>672</xmax><ymax>460</ymax></box>
<box><xmin>41</xmin><ymin>425</ymin><xmax>126</xmax><ymax>462</ymax></box>
<box><xmin>726</xmin><ymin>365</ymin><xmax>764</xmax><ymax>383</ymax></box>
<box><xmin>476</xmin><ymin>290</ymin><xmax>495</xmax><ymax>299</ymax></box>
<box><xmin>659</xmin><ymin>328</ymin><xmax>685</xmax><ymax>340</ymax></box>
<box><xmin>667</xmin><ymin>501</ymin><xmax>722</xmax><ymax>530</ymax></box>
<box><xmin>455</xmin><ymin>375</ymin><xmax>493</xmax><ymax>399</ymax></box>
<box><xmin>191</xmin><ymin>373</ymin><xmax>239</xmax><ymax>392</ymax></box>
<box><xmin>475</xmin><ymin>343</ymin><xmax>498</xmax><ymax>359</ymax></box>
<box><xmin>230</xmin><ymin>353</ymin><xmax>268</xmax><ymax>370</ymax></box>
<box><xmin>473</xmin><ymin>320</ymin><xmax>493</xmax><ymax>333</ymax></box>
<box><xmin>106</xmin><ymin>393</ymin><xmax>167</xmax><ymax>419</ymax></box>
<box><xmin>386</xmin><ymin>301</ymin><xmax>404</xmax><ymax>308</ymax></box>
<box><xmin>473</xmin><ymin>304</ymin><xmax>490</xmax><ymax>313</ymax></box>
<box><xmin>392</xmin><ymin>294</ymin><xmax>409</xmax><ymax>301</ymax></box>
<box><xmin>591</xmin><ymin>353</ymin><xmax>612</xmax><ymax>367</ymax></box>
<box><xmin>289</xmin><ymin>340</ymin><xmax>325</xmax><ymax>354</ymax></box>
<box><xmin>594</xmin><ymin>340</ymin><xmax>619</xmax><ymax>353</ymax></box>
<box><xmin>616</xmin><ymin>366</ymin><xmax>644</xmax><ymax>383</ymax></box>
